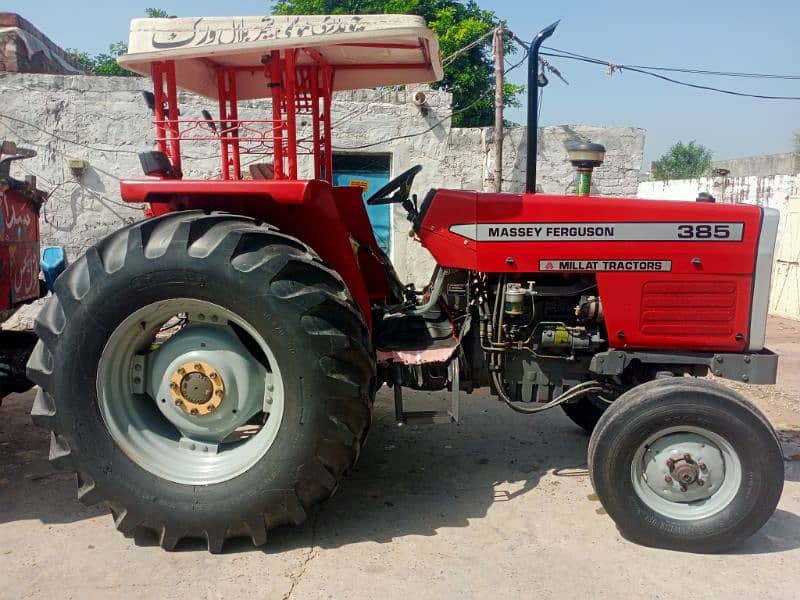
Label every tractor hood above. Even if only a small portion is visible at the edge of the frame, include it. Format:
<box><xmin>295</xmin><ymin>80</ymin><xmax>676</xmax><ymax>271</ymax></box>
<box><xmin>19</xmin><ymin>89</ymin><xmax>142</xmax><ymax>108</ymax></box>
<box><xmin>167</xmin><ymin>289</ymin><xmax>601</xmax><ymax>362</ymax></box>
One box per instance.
<box><xmin>118</xmin><ymin>14</ymin><xmax>443</xmax><ymax>100</ymax></box>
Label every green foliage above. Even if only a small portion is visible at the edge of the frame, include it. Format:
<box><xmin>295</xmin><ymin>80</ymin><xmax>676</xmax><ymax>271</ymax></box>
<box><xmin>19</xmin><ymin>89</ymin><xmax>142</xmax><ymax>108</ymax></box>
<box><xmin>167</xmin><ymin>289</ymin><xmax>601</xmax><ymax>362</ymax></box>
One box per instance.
<box><xmin>651</xmin><ymin>141</ymin><xmax>713</xmax><ymax>181</ymax></box>
<box><xmin>271</xmin><ymin>0</ymin><xmax>522</xmax><ymax>127</ymax></box>
<box><xmin>67</xmin><ymin>8</ymin><xmax>169</xmax><ymax>76</ymax></box>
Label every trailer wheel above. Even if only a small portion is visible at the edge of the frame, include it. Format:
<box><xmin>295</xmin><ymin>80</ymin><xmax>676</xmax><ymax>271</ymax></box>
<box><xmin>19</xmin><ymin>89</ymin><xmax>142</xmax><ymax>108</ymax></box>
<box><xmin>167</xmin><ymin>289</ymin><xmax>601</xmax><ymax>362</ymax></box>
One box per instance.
<box><xmin>27</xmin><ymin>211</ymin><xmax>375</xmax><ymax>552</ymax></box>
<box><xmin>588</xmin><ymin>377</ymin><xmax>783</xmax><ymax>552</ymax></box>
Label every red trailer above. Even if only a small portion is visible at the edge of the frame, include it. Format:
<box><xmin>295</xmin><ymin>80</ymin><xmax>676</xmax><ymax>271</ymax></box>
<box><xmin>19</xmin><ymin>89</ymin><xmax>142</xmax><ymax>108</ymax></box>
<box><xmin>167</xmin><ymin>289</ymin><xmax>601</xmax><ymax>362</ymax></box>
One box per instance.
<box><xmin>0</xmin><ymin>141</ymin><xmax>47</xmax><ymax>399</ymax></box>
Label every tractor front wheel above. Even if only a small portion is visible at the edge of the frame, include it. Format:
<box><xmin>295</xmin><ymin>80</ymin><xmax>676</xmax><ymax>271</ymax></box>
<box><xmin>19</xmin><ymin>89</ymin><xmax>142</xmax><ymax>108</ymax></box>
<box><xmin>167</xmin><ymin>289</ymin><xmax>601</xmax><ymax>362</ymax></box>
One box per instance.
<box><xmin>588</xmin><ymin>377</ymin><xmax>783</xmax><ymax>552</ymax></box>
<box><xmin>27</xmin><ymin>211</ymin><xmax>375</xmax><ymax>552</ymax></box>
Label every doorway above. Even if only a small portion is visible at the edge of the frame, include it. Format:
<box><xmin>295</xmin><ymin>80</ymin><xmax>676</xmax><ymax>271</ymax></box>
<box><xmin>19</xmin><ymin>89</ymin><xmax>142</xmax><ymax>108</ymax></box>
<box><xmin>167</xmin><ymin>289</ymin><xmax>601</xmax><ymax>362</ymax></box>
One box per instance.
<box><xmin>332</xmin><ymin>153</ymin><xmax>392</xmax><ymax>254</ymax></box>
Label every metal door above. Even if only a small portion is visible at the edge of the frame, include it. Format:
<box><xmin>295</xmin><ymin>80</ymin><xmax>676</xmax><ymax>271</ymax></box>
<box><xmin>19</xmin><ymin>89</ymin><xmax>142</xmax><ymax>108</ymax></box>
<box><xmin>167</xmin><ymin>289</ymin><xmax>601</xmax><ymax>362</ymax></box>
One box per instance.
<box><xmin>333</xmin><ymin>154</ymin><xmax>391</xmax><ymax>254</ymax></box>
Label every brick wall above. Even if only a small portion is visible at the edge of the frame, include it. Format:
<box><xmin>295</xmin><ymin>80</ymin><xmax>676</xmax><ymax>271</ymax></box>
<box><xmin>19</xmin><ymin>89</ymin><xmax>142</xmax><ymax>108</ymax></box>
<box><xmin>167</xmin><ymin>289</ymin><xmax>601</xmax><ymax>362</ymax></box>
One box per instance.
<box><xmin>0</xmin><ymin>13</ymin><xmax>84</xmax><ymax>75</ymax></box>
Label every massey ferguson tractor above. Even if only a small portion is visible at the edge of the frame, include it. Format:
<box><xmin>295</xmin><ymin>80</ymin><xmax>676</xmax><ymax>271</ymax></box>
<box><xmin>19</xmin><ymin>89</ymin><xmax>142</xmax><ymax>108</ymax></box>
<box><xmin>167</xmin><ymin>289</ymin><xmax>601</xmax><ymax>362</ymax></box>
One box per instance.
<box><xmin>27</xmin><ymin>15</ymin><xmax>784</xmax><ymax>553</ymax></box>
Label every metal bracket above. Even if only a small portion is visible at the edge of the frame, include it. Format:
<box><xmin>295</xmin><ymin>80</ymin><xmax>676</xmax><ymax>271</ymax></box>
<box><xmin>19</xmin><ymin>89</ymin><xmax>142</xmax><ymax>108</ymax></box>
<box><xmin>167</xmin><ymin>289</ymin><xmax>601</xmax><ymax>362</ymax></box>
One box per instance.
<box><xmin>589</xmin><ymin>348</ymin><xmax>778</xmax><ymax>385</ymax></box>
<box><xmin>392</xmin><ymin>360</ymin><xmax>460</xmax><ymax>426</ymax></box>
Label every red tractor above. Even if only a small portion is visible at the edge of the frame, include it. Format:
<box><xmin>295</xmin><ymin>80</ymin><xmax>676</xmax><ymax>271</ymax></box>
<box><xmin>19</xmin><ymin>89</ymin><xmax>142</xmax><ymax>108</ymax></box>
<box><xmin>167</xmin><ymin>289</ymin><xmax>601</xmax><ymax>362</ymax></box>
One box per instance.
<box><xmin>28</xmin><ymin>15</ymin><xmax>783</xmax><ymax>553</ymax></box>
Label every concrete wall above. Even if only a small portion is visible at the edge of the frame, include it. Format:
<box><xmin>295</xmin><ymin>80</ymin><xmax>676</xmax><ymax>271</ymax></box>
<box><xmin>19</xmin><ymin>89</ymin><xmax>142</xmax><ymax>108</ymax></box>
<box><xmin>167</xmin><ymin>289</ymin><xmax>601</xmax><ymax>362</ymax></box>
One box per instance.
<box><xmin>638</xmin><ymin>175</ymin><xmax>800</xmax><ymax>320</ymax></box>
<box><xmin>0</xmin><ymin>72</ymin><xmax>645</xmax><ymax>286</ymax></box>
<box><xmin>638</xmin><ymin>174</ymin><xmax>799</xmax><ymax>211</ymax></box>
<box><xmin>713</xmin><ymin>152</ymin><xmax>798</xmax><ymax>178</ymax></box>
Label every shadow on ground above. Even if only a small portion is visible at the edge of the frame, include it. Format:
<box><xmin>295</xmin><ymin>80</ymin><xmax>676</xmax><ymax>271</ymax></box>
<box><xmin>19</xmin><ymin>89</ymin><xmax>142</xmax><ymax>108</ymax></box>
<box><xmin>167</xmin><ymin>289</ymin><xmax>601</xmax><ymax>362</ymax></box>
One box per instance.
<box><xmin>3</xmin><ymin>387</ymin><xmax>800</xmax><ymax>556</ymax></box>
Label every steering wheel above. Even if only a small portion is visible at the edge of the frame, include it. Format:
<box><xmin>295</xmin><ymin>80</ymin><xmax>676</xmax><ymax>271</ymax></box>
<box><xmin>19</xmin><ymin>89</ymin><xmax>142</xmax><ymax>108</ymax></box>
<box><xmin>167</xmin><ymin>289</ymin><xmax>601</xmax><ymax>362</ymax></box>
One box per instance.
<box><xmin>366</xmin><ymin>165</ymin><xmax>423</xmax><ymax>205</ymax></box>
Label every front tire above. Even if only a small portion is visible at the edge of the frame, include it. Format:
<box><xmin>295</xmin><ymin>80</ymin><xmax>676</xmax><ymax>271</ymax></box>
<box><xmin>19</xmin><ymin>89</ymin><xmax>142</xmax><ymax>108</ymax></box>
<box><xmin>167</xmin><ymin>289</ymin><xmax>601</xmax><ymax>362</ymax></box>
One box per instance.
<box><xmin>27</xmin><ymin>211</ymin><xmax>375</xmax><ymax>552</ymax></box>
<box><xmin>588</xmin><ymin>377</ymin><xmax>783</xmax><ymax>553</ymax></box>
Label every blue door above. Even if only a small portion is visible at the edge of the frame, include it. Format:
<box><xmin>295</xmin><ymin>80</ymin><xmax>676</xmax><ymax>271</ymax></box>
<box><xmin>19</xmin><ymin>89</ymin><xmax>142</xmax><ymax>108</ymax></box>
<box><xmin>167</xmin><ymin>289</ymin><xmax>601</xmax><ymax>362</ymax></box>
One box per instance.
<box><xmin>332</xmin><ymin>154</ymin><xmax>391</xmax><ymax>254</ymax></box>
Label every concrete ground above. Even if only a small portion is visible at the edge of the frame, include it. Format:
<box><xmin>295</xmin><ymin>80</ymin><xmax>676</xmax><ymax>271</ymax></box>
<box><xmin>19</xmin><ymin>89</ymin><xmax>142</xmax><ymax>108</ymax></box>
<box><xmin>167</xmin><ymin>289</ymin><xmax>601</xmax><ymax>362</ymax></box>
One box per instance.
<box><xmin>1</xmin><ymin>316</ymin><xmax>799</xmax><ymax>599</ymax></box>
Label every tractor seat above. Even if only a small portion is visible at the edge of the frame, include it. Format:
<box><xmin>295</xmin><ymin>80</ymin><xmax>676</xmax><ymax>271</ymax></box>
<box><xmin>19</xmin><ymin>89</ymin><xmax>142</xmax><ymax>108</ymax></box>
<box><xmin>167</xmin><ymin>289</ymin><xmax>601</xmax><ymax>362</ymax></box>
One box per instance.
<box><xmin>249</xmin><ymin>163</ymin><xmax>275</xmax><ymax>179</ymax></box>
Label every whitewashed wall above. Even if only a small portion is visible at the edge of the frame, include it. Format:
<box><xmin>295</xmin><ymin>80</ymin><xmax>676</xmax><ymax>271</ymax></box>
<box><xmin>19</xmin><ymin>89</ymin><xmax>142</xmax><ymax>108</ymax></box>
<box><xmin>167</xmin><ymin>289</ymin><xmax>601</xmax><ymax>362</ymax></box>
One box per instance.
<box><xmin>638</xmin><ymin>175</ymin><xmax>800</xmax><ymax>320</ymax></box>
<box><xmin>0</xmin><ymin>72</ymin><xmax>645</xmax><ymax>286</ymax></box>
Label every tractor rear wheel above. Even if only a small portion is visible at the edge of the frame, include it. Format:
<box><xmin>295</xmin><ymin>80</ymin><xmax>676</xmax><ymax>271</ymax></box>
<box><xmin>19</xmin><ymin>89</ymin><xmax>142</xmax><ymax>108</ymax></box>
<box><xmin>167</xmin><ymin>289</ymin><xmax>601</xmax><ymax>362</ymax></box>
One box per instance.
<box><xmin>588</xmin><ymin>377</ymin><xmax>783</xmax><ymax>552</ymax></box>
<box><xmin>27</xmin><ymin>211</ymin><xmax>375</xmax><ymax>552</ymax></box>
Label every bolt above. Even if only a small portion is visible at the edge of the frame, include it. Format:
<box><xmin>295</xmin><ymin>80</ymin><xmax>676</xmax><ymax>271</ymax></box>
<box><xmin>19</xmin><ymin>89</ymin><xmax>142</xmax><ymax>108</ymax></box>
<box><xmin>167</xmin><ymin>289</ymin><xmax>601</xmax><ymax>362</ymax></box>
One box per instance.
<box><xmin>664</xmin><ymin>475</ymin><xmax>673</xmax><ymax>484</ymax></box>
<box><xmin>198</xmin><ymin>313</ymin><xmax>206</xmax><ymax>320</ymax></box>
<box><xmin>683</xmin><ymin>453</ymin><xmax>692</xmax><ymax>462</ymax></box>
<box><xmin>133</xmin><ymin>376</ymin><xmax>141</xmax><ymax>385</ymax></box>
<box><xmin>216</xmin><ymin>389</ymin><xmax>224</xmax><ymax>397</ymax></box>
<box><xmin>267</xmin><ymin>383</ymin><xmax>274</xmax><ymax>392</ymax></box>
<box><xmin>666</xmin><ymin>458</ymin><xmax>675</xmax><ymax>469</ymax></box>
<box><xmin>170</xmin><ymin>382</ymin><xmax>179</xmax><ymax>391</ymax></box>
<box><xmin>744</xmin><ymin>355</ymin><xmax>751</xmax><ymax>364</ymax></box>
<box><xmin>134</xmin><ymin>364</ymin><xmax>142</xmax><ymax>372</ymax></box>
<box><xmin>209</xmin><ymin>372</ymin><xmax>217</xmax><ymax>380</ymax></box>
<box><xmin>211</xmin><ymin>315</ymin><xmax>219</xmax><ymax>323</ymax></box>
<box><xmin>174</xmin><ymin>399</ymin><xmax>184</xmax><ymax>407</ymax></box>
<box><xmin>190</xmin><ymin>408</ymin><xmax>199</xmax><ymax>415</ymax></box>
<box><xmin>699</xmin><ymin>463</ymin><xmax>707</xmax><ymax>471</ymax></box>
<box><xmin>679</xmin><ymin>484</ymin><xmax>687</xmax><ymax>492</ymax></box>
<box><xmin>742</xmin><ymin>374</ymin><xmax>749</xmax><ymax>382</ymax></box>
<box><xmin>207</xmin><ymin>404</ymin><xmax>215</xmax><ymax>412</ymax></box>
<box><xmin>194</xmin><ymin>363</ymin><xmax>202</xmax><ymax>370</ymax></box>
<box><xmin>178</xmin><ymin>367</ymin><xmax>186</xmax><ymax>375</ymax></box>
<box><xmin>190</xmin><ymin>443</ymin><xmax>196</xmax><ymax>450</ymax></box>
<box><xmin>697</xmin><ymin>479</ymin><xmax>705</xmax><ymax>486</ymax></box>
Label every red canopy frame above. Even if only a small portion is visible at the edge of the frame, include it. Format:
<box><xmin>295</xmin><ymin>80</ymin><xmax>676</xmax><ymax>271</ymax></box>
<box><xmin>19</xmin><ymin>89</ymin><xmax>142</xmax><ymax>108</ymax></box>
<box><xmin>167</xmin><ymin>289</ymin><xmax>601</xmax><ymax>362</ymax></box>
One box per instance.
<box><xmin>150</xmin><ymin>48</ymin><xmax>334</xmax><ymax>182</ymax></box>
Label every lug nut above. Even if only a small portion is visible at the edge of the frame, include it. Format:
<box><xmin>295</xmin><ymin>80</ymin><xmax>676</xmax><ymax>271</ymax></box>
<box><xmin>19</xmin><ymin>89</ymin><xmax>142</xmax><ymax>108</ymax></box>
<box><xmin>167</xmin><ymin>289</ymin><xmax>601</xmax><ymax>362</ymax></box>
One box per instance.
<box><xmin>683</xmin><ymin>453</ymin><xmax>692</xmax><ymax>462</ymax></box>
<box><xmin>207</xmin><ymin>404</ymin><xmax>215</xmax><ymax>412</ymax></box>
<box><xmin>174</xmin><ymin>399</ymin><xmax>184</xmax><ymax>407</ymax></box>
<box><xmin>679</xmin><ymin>484</ymin><xmax>687</xmax><ymax>492</ymax></box>
<box><xmin>699</xmin><ymin>463</ymin><xmax>707</xmax><ymax>471</ymax></box>
<box><xmin>170</xmin><ymin>382</ymin><xmax>179</xmax><ymax>391</ymax></box>
<box><xmin>666</xmin><ymin>458</ymin><xmax>675</xmax><ymax>469</ymax></box>
<box><xmin>664</xmin><ymin>475</ymin><xmax>673</xmax><ymax>484</ymax></box>
<box><xmin>209</xmin><ymin>372</ymin><xmax>217</xmax><ymax>380</ymax></box>
<box><xmin>178</xmin><ymin>368</ymin><xmax>186</xmax><ymax>375</ymax></box>
<box><xmin>190</xmin><ymin>408</ymin><xmax>199</xmax><ymax>415</ymax></box>
<box><xmin>697</xmin><ymin>479</ymin><xmax>705</xmax><ymax>486</ymax></box>
<box><xmin>215</xmin><ymin>389</ymin><xmax>223</xmax><ymax>397</ymax></box>
<box><xmin>194</xmin><ymin>363</ymin><xmax>202</xmax><ymax>370</ymax></box>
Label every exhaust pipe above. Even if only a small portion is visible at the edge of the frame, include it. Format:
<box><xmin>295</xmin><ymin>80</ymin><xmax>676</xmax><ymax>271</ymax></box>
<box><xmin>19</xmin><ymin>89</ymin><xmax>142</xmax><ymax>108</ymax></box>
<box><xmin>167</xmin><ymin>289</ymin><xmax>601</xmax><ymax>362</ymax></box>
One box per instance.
<box><xmin>526</xmin><ymin>21</ymin><xmax>559</xmax><ymax>194</ymax></box>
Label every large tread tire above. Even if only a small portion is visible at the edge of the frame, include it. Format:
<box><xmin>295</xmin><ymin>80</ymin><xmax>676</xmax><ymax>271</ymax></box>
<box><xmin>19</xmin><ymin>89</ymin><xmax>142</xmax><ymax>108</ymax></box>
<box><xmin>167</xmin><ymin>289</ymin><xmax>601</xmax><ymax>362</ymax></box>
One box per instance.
<box><xmin>27</xmin><ymin>211</ymin><xmax>375</xmax><ymax>552</ymax></box>
<box><xmin>588</xmin><ymin>377</ymin><xmax>783</xmax><ymax>553</ymax></box>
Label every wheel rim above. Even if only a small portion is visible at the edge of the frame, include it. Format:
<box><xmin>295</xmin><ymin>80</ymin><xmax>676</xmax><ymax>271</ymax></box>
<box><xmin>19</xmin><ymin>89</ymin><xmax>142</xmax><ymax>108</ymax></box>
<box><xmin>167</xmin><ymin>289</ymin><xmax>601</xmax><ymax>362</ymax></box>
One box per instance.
<box><xmin>97</xmin><ymin>298</ymin><xmax>285</xmax><ymax>485</ymax></box>
<box><xmin>630</xmin><ymin>426</ymin><xmax>742</xmax><ymax>521</ymax></box>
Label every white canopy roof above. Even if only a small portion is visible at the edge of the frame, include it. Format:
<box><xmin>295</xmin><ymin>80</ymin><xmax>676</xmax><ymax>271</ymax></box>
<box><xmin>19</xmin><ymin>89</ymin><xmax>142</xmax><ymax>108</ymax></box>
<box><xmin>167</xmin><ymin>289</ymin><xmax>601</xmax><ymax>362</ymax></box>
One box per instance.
<box><xmin>118</xmin><ymin>14</ymin><xmax>443</xmax><ymax>100</ymax></box>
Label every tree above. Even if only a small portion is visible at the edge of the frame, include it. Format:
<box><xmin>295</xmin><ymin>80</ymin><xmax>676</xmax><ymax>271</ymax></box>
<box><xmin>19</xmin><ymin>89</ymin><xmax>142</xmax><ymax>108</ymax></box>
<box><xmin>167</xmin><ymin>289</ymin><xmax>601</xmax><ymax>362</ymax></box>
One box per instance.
<box><xmin>651</xmin><ymin>141</ymin><xmax>713</xmax><ymax>181</ymax></box>
<box><xmin>67</xmin><ymin>8</ymin><xmax>168</xmax><ymax>76</ymax></box>
<box><xmin>271</xmin><ymin>0</ymin><xmax>522</xmax><ymax>127</ymax></box>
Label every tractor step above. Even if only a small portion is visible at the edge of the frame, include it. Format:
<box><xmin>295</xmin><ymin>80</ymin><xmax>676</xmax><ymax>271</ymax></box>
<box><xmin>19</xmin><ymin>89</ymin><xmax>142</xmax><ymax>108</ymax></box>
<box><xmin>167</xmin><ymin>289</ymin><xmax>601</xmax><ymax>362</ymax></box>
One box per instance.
<box><xmin>393</xmin><ymin>360</ymin><xmax>460</xmax><ymax>425</ymax></box>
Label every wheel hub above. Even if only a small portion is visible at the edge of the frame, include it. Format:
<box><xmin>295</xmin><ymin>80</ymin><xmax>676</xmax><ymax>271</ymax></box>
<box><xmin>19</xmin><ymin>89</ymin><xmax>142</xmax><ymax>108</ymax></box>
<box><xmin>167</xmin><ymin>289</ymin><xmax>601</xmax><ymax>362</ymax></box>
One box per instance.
<box><xmin>642</xmin><ymin>433</ymin><xmax>726</xmax><ymax>503</ymax></box>
<box><xmin>170</xmin><ymin>361</ymin><xmax>225</xmax><ymax>415</ymax></box>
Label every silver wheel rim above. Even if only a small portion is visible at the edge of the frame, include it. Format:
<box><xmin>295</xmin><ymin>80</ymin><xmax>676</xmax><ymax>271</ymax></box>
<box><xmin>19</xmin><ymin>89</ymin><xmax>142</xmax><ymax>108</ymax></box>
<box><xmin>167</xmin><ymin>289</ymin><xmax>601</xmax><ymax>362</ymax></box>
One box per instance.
<box><xmin>631</xmin><ymin>426</ymin><xmax>742</xmax><ymax>521</ymax></box>
<box><xmin>97</xmin><ymin>298</ymin><xmax>285</xmax><ymax>485</ymax></box>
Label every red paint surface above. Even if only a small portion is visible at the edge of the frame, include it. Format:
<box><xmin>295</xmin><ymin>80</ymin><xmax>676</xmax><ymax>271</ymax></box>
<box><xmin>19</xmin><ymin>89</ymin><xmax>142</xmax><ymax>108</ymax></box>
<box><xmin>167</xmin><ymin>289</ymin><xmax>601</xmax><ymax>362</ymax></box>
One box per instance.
<box><xmin>120</xmin><ymin>178</ymin><xmax>375</xmax><ymax>328</ymax></box>
<box><xmin>419</xmin><ymin>190</ymin><xmax>763</xmax><ymax>352</ymax></box>
<box><xmin>0</xmin><ymin>187</ymin><xmax>40</xmax><ymax>310</ymax></box>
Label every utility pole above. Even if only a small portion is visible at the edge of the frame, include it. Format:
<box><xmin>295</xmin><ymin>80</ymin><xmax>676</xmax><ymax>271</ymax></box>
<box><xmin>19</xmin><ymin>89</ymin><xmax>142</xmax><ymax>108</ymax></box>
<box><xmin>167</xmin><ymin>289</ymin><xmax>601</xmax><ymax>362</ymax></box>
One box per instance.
<box><xmin>493</xmin><ymin>25</ymin><xmax>504</xmax><ymax>193</ymax></box>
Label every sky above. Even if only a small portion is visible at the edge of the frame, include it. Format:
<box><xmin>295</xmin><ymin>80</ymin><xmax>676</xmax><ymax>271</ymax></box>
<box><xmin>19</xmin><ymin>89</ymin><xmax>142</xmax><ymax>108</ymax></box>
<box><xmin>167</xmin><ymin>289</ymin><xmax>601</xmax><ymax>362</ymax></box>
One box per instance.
<box><xmin>5</xmin><ymin>0</ymin><xmax>799</xmax><ymax>168</ymax></box>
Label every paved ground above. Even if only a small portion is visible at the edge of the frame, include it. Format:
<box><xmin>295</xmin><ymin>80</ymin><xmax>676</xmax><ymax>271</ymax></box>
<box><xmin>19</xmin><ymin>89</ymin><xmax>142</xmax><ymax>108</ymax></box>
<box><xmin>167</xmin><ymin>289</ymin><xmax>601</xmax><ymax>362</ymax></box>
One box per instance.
<box><xmin>1</xmin><ymin>316</ymin><xmax>799</xmax><ymax>599</ymax></box>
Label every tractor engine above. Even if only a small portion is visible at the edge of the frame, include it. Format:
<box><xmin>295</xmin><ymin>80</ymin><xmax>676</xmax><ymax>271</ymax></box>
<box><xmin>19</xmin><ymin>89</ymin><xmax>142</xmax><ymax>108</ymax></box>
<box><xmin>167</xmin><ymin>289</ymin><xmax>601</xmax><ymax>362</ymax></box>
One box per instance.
<box><xmin>443</xmin><ymin>270</ymin><xmax>608</xmax><ymax>404</ymax></box>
